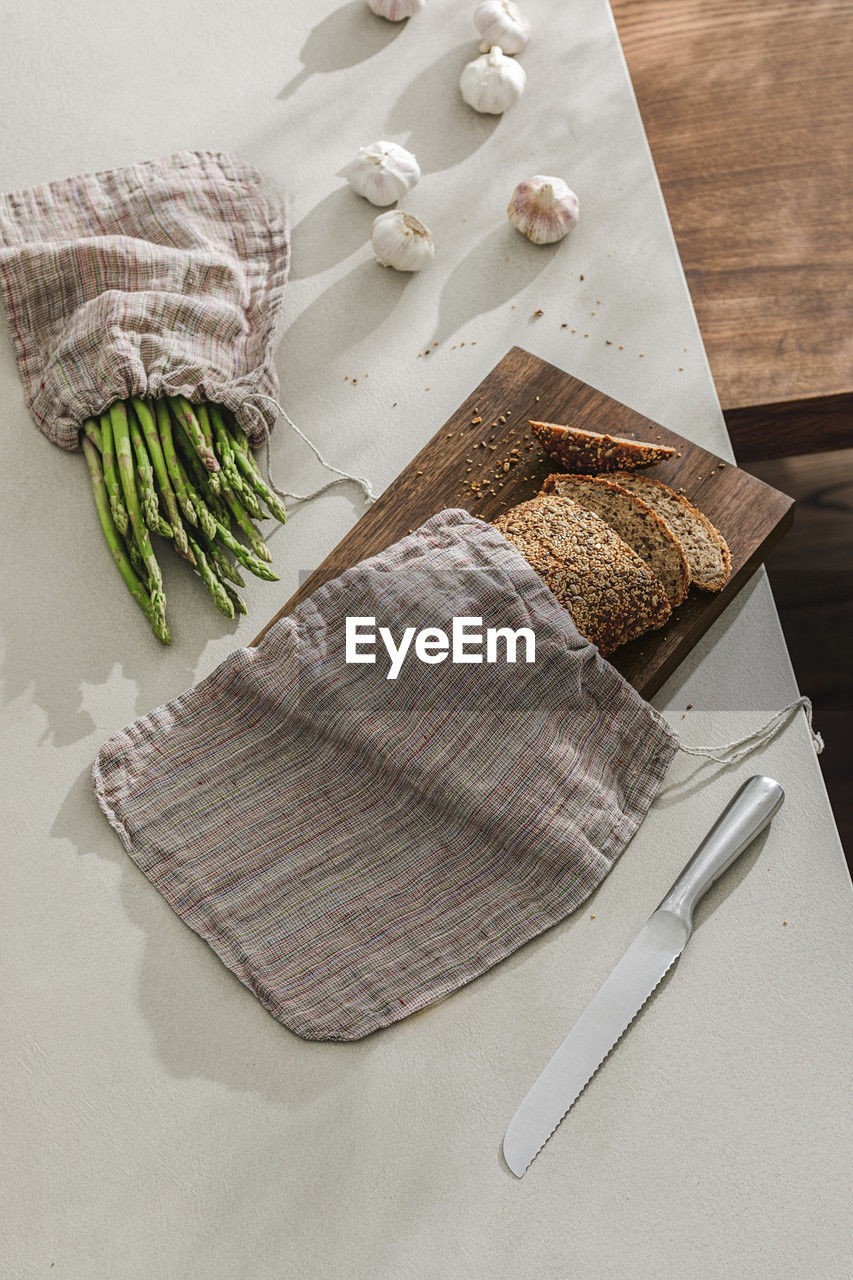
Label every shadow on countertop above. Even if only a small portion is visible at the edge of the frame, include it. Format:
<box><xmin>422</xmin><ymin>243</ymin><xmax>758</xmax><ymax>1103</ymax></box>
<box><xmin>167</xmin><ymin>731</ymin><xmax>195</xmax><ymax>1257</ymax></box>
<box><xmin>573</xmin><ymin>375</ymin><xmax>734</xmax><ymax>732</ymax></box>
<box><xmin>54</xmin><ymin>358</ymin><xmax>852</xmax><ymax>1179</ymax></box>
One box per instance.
<box><xmin>278</xmin><ymin>1</ymin><xmax>405</xmax><ymax>102</ymax></box>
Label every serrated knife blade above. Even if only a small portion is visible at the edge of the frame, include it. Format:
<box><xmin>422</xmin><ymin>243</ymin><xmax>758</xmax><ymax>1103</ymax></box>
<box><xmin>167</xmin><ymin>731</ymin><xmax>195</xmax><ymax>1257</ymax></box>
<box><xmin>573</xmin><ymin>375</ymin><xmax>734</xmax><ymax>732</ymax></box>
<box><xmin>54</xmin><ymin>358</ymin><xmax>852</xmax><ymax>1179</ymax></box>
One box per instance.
<box><xmin>503</xmin><ymin>775</ymin><xmax>785</xmax><ymax>1178</ymax></box>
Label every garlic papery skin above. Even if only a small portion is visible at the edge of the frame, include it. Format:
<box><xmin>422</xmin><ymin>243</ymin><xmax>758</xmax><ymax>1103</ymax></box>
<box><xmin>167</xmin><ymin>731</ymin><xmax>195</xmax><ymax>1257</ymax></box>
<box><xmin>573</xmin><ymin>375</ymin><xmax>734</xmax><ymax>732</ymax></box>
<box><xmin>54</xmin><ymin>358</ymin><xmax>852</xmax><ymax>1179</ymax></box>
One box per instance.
<box><xmin>507</xmin><ymin>176</ymin><xmax>579</xmax><ymax>244</ymax></box>
<box><xmin>459</xmin><ymin>46</ymin><xmax>526</xmax><ymax>115</ymax></box>
<box><xmin>368</xmin><ymin>0</ymin><xmax>425</xmax><ymax>20</ymax></box>
<box><xmin>474</xmin><ymin>1</ymin><xmax>531</xmax><ymax>55</ymax></box>
<box><xmin>371</xmin><ymin>210</ymin><xmax>434</xmax><ymax>271</ymax></box>
<box><xmin>340</xmin><ymin>141</ymin><xmax>421</xmax><ymax>207</ymax></box>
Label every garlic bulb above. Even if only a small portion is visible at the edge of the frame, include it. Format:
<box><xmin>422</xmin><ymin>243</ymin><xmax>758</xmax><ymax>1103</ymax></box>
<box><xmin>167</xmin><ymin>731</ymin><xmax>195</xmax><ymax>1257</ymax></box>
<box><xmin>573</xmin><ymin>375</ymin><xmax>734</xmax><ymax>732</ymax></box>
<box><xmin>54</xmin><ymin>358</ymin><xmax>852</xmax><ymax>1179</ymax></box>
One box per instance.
<box><xmin>371</xmin><ymin>210</ymin><xmax>434</xmax><ymax>271</ymax></box>
<box><xmin>459</xmin><ymin>46</ymin><xmax>526</xmax><ymax>115</ymax></box>
<box><xmin>507</xmin><ymin>175</ymin><xmax>579</xmax><ymax>244</ymax></box>
<box><xmin>340</xmin><ymin>141</ymin><xmax>420</xmax><ymax>207</ymax></box>
<box><xmin>474</xmin><ymin>1</ymin><xmax>531</xmax><ymax>55</ymax></box>
<box><xmin>367</xmin><ymin>0</ymin><xmax>425</xmax><ymax>20</ymax></box>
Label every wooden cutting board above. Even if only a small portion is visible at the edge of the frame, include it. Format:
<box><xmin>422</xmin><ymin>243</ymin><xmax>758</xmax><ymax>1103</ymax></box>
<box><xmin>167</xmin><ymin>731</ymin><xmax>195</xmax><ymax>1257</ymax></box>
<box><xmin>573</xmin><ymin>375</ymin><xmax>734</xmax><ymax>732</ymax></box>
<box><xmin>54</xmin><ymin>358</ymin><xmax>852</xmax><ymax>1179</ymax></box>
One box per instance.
<box><xmin>255</xmin><ymin>347</ymin><xmax>794</xmax><ymax>698</ymax></box>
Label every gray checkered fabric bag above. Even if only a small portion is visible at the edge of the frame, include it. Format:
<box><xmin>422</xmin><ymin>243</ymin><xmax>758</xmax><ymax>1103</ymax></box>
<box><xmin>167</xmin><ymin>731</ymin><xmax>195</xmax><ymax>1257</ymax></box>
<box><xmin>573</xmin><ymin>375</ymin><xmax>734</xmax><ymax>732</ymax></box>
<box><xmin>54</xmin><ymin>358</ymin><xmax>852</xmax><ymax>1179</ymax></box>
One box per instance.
<box><xmin>0</xmin><ymin>150</ymin><xmax>289</xmax><ymax>450</ymax></box>
<box><xmin>94</xmin><ymin>509</ymin><xmax>680</xmax><ymax>1040</ymax></box>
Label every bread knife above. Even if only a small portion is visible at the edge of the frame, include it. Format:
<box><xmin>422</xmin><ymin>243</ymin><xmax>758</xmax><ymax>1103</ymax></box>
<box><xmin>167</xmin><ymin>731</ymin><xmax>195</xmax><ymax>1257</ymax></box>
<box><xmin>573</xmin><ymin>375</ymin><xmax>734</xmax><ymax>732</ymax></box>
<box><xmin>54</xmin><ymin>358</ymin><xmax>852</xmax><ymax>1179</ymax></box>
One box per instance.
<box><xmin>503</xmin><ymin>774</ymin><xmax>785</xmax><ymax>1177</ymax></box>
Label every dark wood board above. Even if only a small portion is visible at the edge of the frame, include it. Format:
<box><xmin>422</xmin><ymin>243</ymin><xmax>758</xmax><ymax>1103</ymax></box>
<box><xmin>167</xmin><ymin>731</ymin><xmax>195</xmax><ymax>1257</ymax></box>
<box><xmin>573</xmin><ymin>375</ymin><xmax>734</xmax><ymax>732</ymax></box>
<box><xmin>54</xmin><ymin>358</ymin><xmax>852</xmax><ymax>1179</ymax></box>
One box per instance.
<box><xmin>255</xmin><ymin>347</ymin><xmax>795</xmax><ymax>699</ymax></box>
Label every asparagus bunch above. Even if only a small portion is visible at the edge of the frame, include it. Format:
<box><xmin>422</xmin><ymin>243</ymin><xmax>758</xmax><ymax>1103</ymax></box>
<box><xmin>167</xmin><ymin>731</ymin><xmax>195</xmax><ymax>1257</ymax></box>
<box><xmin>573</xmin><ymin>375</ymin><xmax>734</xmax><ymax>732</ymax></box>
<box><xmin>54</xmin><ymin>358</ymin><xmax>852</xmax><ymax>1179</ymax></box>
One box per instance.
<box><xmin>81</xmin><ymin>397</ymin><xmax>285</xmax><ymax>642</ymax></box>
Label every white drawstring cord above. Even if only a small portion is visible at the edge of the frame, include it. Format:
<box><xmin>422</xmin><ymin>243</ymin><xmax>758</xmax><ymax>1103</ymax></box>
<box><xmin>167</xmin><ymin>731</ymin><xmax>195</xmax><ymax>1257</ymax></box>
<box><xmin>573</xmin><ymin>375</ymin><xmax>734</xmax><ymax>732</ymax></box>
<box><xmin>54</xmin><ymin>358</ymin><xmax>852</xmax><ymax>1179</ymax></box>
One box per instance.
<box><xmin>677</xmin><ymin>695</ymin><xmax>824</xmax><ymax>764</ymax></box>
<box><xmin>245</xmin><ymin>393</ymin><xmax>378</xmax><ymax>508</ymax></box>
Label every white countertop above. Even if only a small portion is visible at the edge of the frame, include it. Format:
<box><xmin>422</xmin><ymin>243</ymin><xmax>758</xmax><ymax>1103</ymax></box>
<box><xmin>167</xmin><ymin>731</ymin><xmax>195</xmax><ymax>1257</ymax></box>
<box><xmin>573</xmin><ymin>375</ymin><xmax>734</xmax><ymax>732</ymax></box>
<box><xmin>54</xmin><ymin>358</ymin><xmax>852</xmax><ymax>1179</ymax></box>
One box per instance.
<box><xmin>1</xmin><ymin>2</ymin><xmax>850</xmax><ymax>1277</ymax></box>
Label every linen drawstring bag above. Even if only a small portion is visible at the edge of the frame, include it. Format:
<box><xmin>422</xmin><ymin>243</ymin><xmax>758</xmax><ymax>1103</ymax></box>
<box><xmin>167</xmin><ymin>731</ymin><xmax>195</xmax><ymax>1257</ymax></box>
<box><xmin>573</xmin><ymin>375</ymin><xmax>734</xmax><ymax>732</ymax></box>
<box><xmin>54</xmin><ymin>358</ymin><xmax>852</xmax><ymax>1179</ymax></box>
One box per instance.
<box><xmin>93</xmin><ymin>509</ymin><xmax>819</xmax><ymax>1041</ymax></box>
<box><xmin>0</xmin><ymin>149</ymin><xmax>373</xmax><ymax>504</ymax></box>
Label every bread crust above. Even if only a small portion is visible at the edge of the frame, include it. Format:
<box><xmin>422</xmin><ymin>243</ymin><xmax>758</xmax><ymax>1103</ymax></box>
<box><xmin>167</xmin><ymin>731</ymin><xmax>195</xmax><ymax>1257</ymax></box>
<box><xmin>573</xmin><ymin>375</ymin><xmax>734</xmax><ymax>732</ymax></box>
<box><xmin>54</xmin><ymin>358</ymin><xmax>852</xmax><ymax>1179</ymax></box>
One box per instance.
<box><xmin>530</xmin><ymin>421</ymin><xmax>677</xmax><ymax>472</ymax></box>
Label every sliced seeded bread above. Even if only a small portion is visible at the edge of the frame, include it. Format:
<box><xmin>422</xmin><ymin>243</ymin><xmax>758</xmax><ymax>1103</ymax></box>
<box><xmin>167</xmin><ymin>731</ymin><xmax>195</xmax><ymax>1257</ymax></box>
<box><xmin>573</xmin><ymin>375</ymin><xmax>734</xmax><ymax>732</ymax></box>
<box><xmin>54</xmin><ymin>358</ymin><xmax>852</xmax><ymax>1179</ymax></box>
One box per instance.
<box><xmin>609</xmin><ymin>471</ymin><xmax>732</xmax><ymax>591</ymax></box>
<box><xmin>541</xmin><ymin>473</ymin><xmax>691</xmax><ymax>608</ymax></box>
<box><xmin>493</xmin><ymin>494</ymin><xmax>671</xmax><ymax>654</ymax></box>
<box><xmin>529</xmin><ymin>421</ymin><xmax>677</xmax><ymax>472</ymax></box>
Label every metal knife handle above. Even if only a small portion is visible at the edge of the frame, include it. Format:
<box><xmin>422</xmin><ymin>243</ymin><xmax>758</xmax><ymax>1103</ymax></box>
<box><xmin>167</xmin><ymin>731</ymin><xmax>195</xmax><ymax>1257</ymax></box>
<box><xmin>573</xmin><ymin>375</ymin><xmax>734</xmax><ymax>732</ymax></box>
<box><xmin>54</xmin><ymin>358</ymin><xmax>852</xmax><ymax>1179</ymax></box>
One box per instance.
<box><xmin>658</xmin><ymin>775</ymin><xmax>784</xmax><ymax>927</ymax></box>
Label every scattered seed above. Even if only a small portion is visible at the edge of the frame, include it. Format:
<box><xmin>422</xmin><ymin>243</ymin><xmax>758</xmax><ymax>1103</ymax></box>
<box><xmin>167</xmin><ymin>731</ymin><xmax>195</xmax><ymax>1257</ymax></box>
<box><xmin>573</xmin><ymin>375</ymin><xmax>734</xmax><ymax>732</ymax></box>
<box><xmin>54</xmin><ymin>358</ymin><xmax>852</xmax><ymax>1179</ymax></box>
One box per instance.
<box><xmin>471</xmin><ymin>416</ymin><xmax>482</xmax><ymax>425</ymax></box>
<box><xmin>532</xmin><ymin>309</ymin><xmax>543</xmax><ymax>318</ymax></box>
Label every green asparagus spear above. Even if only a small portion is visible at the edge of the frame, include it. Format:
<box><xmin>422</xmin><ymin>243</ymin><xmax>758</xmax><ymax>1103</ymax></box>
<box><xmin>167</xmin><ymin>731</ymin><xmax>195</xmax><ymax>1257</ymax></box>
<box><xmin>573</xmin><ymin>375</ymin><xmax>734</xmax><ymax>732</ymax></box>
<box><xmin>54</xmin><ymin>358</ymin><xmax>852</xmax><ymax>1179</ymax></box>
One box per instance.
<box><xmin>172</xmin><ymin>455</ymin><xmax>217</xmax><ymax>542</ymax></box>
<box><xmin>97</xmin><ymin>410</ymin><xmax>130</xmax><ymax>535</ymax></box>
<box><xmin>122</xmin><ymin>527</ymin><xmax>146</xmax><ymax>577</ymax></box>
<box><xmin>224</xmin><ymin>412</ymin><xmax>288</xmax><ymax>525</ymax></box>
<box><xmin>168</xmin><ymin>396</ymin><xmax>220</xmax><ymax>476</ymax></box>
<box><xmin>213</xmin><ymin>518</ymin><xmax>279</xmax><ymax>581</ymax></box>
<box><xmin>221</xmin><ymin>486</ymin><xmax>272</xmax><ymax>562</ymax></box>
<box><xmin>186</xmin><ymin>534</ymin><xmax>234</xmax><ymax>619</ymax></box>
<box><xmin>194</xmin><ymin>403</ymin><xmax>222</xmax><ymax>495</ymax></box>
<box><xmin>201</xmin><ymin>535</ymin><xmax>245</xmax><ymax>588</ymax></box>
<box><xmin>208</xmin><ymin>403</ymin><xmax>245</xmax><ymax>492</ymax></box>
<box><xmin>82</xmin><ymin>436</ymin><xmax>170</xmax><ymax>644</ymax></box>
<box><xmin>226</xmin><ymin>470</ymin><xmax>264</xmax><ymax>521</ymax></box>
<box><xmin>230</xmin><ymin>446</ymin><xmax>288</xmax><ymax>524</ymax></box>
<box><xmin>131</xmin><ymin>397</ymin><xmax>192</xmax><ymax>561</ymax></box>
<box><xmin>175</xmin><ymin>429</ymin><xmax>229</xmax><ymax>523</ymax></box>
<box><xmin>82</xmin><ymin>417</ymin><xmax>102</xmax><ymax>452</ymax></box>
<box><xmin>127</xmin><ymin>410</ymin><xmax>159</xmax><ymax>528</ymax></box>
<box><xmin>224</xmin><ymin>581</ymin><xmax>248</xmax><ymax>615</ymax></box>
<box><xmin>109</xmin><ymin>402</ymin><xmax>166</xmax><ymax>624</ymax></box>
<box><xmin>155</xmin><ymin>398</ymin><xmax>197</xmax><ymax>527</ymax></box>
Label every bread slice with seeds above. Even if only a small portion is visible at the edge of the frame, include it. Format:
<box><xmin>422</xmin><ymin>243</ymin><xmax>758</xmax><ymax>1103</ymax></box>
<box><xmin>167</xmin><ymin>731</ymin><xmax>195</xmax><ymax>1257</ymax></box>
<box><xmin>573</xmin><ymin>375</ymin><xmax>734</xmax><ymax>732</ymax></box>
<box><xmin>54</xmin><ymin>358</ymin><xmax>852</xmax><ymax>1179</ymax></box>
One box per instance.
<box><xmin>541</xmin><ymin>473</ymin><xmax>691</xmax><ymax>608</ymax></box>
<box><xmin>530</xmin><ymin>421</ymin><xmax>677</xmax><ymax>472</ymax></box>
<box><xmin>609</xmin><ymin>471</ymin><xmax>732</xmax><ymax>591</ymax></box>
<box><xmin>493</xmin><ymin>494</ymin><xmax>671</xmax><ymax>654</ymax></box>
